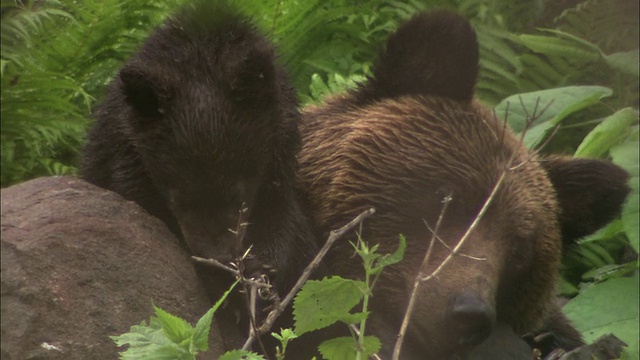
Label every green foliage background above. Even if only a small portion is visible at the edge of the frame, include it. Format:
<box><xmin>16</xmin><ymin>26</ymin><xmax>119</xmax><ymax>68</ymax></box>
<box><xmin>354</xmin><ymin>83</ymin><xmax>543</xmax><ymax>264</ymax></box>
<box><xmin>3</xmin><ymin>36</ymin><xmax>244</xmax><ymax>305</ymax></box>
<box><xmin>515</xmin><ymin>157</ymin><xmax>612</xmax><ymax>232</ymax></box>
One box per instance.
<box><xmin>2</xmin><ymin>0</ymin><xmax>638</xmax><ymax>357</ymax></box>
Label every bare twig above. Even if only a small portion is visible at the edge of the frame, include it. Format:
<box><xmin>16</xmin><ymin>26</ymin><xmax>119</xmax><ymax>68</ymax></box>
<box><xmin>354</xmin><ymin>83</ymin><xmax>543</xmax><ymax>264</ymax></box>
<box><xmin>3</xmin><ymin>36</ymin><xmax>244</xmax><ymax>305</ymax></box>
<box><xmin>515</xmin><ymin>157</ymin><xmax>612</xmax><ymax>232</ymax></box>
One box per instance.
<box><xmin>191</xmin><ymin>256</ymin><xmax>239</xmax><ymax>275</ymax></box>
<box><xmin>234</xmin><ymin>202</ymin><xmax>251</xmax><ymax>261</ymax></box>
<box><xmin>423</xmin><ymin>220</ymin><xmax>485</xmax><ymax>261</ymax></box>
<box><xmin>393</xmin><ymin>97</ymin><xmax>550</xmax><ymax>358</ymax></box>
<box><xmin>191</xmin><ymin>256</ymin><xmax>273</xmax><ymax>292</ymax></box>
<box><xmin>349</xmin><ymin>324</ymin><xmax>383</xmax><ymax>360</ymax></box>
<box><xmin>241</xmin><ymin>207</ymin><xmax>376</xmax><ymax>351</ymax></box>
<box><xmin>422</xmin><ymin>168</ymin><xmax>508</xmax><ymax>284</ymax></box>
<box><xmin>392</xmin><ymin>194</ymin><xmax>452</xmax><ymax>360</ymax></box>
<box><xmin>420</xmin><ymin>111</ymin><xmax>531</xmax><ymax>285</ymax></box>
<box><xmin>230</xmin><ymin>203</ymin><xmax>271</xmax><ymax>356</ymax></box>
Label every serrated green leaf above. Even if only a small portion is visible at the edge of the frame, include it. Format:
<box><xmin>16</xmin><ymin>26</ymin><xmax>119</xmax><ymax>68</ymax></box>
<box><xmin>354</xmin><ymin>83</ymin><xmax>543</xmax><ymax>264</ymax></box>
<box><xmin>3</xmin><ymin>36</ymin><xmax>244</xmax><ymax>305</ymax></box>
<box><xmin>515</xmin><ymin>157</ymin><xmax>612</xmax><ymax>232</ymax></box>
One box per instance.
<box><xmin>218</xmin><ymin>349</ymin><xmax>266</xmax><ymax>360</ymax></box>
<box><xmin>111</xmin><ymin>318</ymin><xmax>191</xmax><ymax>360</ymax></box>
<box><xmin>610</xmin><ymin>129</ymin><xmax>640</xmax><ymax>253</ymax></box>
<box><xmin>193</xmin><ymin>280</ymin><xmax>239</xmax><ymax>352</ymax></box>
<box><xmin>192</xmin><ymin>308</ymin><xmax>214</xmax><ymax>352</ymax></box>
<box><xmin>293</xmin><ymin>277</ymin><xmax>364</xmax><ymax>335</ymax></box>
<box><xmin>318</xmin><ymin>336</ymin><xmax>381</xmax><ymax>360</ymax></box>
<box><xmin>564</xmin><ymin>275</ymin><xmax>639</xmax><ymax>359</ymax></box>
<box><xmin>153</xmin><ymin>305</ymin><xmax>194</xmax><ymax>346</ymax></box>
<box><xmin>494</xmin><ymin>86</ymin><xmax>613</xmax><ymax>148</ymax></box>
<box><xmin>574</xmin><ymin>108</ymin><xmax>638</xmax><ymax>158</ymax></box>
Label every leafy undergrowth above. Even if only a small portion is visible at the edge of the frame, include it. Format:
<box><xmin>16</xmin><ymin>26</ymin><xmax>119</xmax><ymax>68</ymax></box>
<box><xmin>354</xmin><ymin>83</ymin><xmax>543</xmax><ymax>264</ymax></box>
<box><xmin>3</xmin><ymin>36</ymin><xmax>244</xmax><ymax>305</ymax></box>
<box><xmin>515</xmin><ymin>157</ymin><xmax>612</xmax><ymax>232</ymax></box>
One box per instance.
<box><xmin>112</xmin><ymin>237</ymin><xmax>406</xmax><ymax>360</ymax></box>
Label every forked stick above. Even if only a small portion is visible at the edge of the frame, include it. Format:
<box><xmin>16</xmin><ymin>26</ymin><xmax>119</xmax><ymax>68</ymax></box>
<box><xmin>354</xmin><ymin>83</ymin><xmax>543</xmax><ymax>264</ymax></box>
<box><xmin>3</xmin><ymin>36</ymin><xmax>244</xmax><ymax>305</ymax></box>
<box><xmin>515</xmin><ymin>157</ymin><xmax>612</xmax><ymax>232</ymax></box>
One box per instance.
<box><xmin>241</xmin><ymin>207</ymin><xmax>376</xmax><ymax>351</ymax></box>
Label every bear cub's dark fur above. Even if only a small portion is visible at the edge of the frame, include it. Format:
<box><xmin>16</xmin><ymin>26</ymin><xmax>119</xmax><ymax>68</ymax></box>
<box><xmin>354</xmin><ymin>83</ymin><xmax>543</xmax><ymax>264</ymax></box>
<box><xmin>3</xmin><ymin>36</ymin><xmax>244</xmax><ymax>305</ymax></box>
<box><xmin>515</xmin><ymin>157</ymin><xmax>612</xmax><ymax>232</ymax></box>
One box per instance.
<box><xmin>80</xmin><ymin>2</ymin><xmax>317</xmax><ymax>296</ymax></box>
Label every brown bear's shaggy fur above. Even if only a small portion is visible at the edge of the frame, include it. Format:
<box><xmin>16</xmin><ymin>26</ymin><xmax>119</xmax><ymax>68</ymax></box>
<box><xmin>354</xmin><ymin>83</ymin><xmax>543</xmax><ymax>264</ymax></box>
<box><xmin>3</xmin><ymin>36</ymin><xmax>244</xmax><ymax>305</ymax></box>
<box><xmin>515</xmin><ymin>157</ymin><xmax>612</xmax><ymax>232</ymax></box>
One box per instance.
<box><xmin>297</xmin><ymin>10</ymin><xmax>629</xmax><ymax>359</ymax></box>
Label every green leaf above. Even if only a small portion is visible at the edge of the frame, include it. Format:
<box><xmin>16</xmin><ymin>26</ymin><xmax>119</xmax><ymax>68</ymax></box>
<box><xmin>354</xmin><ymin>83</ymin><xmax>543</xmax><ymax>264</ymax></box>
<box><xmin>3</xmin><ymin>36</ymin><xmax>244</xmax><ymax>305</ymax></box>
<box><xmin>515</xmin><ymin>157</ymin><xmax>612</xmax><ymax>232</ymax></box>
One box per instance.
<box><xmin>605</xmin><ymin>50</ymin><xmax>640</xmax><ymax>77</ymax></box>
<box><xmin>271</xmin><ymin>328</ymin><xmax>298</xmax><ymax>342</ymax></box>
<box><xmin>581</xmin><ymin>263</ymin><xmax>637</xmax><ymax>283</ymax></box>
<box><xmin>494</xmin><ymin>86</ymin><xmax>613</xmax><ymax>148</ymax></box>
<box><xmin>153</xmin><ymin>305</ymin><xmax>194</xmax><ymax>346</ymax></box>
<box><xmin>193</xmin><ymin>280</ymin><xmax>239</xmax><ymax>352</ymax></box>
<box><xmin>111</xmin><ymin>318</ymin><xmax>191</xmax><ymax>360</ymax></box>
<box><xmin>564</xmin><ymin>275</ymin><xmax>640</xmax><ymax>359</ymax></box>
<box><xmin>610</xmin><ymin>129</ymin><xmax>640</xmax><ymax>253</ymax></box>
<box><xmin>574</xmin><ymin>108</ymin><xmax>638</xmax><ymax>158</ymax></box>
<box><xmin>293</xmin><ymin>277</ymin><xmax>364</xmax><ymax>335</ymax></box>
<box><xmin>517</xmin><ymin>33</ymin><xmax>601</xmax><ymax>62</ymax></box>
<box><xmin>337</xmin><ymin>311</ymin><xmax>369</xmax><ymax>325</ymax></box>
<box><xmin>580</xmin><ymin>219</ymin><xmax>625</xmax><ymax>243</ymax></box>
<box><xmin>318</xmin><ymin>336</ymin><xmax>381</xmax><ymax>360</ymax></box>
<box><xmin>218</xmin><ymin>349</ymin><xmax>266</xmax><ymax>360</ymax></box>
<box><xmin>192</xmin><ymin>308</ymin><xmax>214</xmax><ymax>352</ymax></box>
<box><xmin>372</xmin><ymin>235</ymin><xmax>407</xmax><ymax>272</ymax></box>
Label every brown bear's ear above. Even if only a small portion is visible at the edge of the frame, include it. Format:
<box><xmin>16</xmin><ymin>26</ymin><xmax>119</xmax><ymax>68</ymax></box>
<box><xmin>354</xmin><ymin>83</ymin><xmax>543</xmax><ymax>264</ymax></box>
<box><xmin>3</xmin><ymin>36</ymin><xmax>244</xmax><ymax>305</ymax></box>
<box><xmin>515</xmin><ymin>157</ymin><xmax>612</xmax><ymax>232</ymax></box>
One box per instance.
<box><xmin>542</xmin><ymin>156</ymin><xmax>630</xmax><ymax>244</ymax></box>
<box><xmin>367</xmin><ymin>10</ymin><xmax>479</xmax><ymax>102</ymax></box>
<box><xmin>119</xmin><ymin>64</ymin><xmax>175</xmax><ymax>120</ymax></box>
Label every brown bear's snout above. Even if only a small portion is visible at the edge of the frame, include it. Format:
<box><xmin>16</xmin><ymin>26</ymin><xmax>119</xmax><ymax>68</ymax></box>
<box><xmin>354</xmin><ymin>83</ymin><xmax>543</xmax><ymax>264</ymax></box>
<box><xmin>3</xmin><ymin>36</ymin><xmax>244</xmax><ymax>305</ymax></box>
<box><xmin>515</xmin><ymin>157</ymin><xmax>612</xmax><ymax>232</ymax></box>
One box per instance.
<box><xmin>448</xmin><ymin>292</ymin><xmax>496</xmax><ymax>348</ymax></box>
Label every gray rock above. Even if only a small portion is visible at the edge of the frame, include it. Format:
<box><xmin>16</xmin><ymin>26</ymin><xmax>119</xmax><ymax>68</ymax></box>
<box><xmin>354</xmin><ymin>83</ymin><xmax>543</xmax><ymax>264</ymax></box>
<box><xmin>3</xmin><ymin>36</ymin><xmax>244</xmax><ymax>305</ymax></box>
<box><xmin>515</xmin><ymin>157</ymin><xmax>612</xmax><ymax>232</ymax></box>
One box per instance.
<box><xmin>1</xmin><ymin>176</ymin><xmax>231</xmax><ymax>359</ymax></box>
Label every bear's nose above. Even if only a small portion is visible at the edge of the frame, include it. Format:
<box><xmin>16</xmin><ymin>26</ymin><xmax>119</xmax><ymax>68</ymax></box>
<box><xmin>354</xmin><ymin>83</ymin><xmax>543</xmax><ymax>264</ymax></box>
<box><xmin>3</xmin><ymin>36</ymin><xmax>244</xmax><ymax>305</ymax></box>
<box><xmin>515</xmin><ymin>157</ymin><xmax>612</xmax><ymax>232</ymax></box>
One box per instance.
<box><xmin>448</xmin><ymin>293</ymin><xmax>496</xmax><ymax>347</ymax></box>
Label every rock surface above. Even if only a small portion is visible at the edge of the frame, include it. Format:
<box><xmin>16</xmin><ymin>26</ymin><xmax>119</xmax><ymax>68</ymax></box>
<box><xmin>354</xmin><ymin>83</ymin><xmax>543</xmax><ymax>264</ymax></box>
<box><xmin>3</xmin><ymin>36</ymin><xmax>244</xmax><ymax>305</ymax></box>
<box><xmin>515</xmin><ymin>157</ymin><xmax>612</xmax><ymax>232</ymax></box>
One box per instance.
<box><xmin>1</xmin><ymin>176</ymin><xmax>229</xmax><ymax>359</ymax></box>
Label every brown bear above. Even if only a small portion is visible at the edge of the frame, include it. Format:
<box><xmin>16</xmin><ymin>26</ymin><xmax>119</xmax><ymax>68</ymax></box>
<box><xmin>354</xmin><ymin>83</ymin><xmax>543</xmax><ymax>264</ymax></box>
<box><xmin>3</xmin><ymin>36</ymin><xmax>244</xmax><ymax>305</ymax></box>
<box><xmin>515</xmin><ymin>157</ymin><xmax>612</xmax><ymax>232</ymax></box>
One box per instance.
<box><xmin>80</xmin><ymin>1</ymin><xmax>318</xmax><ymax>299</ymax></box>
<box><xmin>297</xmin><ymin>10</ymin><xmax>630</xmax><ymax>359</ymax></box>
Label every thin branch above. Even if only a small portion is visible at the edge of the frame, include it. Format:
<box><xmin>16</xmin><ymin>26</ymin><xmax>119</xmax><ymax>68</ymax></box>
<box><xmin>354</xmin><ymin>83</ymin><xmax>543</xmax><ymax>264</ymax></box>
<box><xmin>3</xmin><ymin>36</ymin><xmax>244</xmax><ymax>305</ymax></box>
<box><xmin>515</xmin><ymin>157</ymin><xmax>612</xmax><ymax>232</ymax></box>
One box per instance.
<box><xmin>191</xmin><ymin>256</ymin><xmax>273</xmax><ymax>291</ymax></box>
<box><xmin>421</xmin><ymin>168</ymin><xmax>508</xmax><ymax>283</ymax></box>
<box><xmin>191</xmin><ymin>256</ymin><xmax>239</xmax><ymax>275</ymax></box>
<box><xmin>392</xmin><ymin>195</ymin><xmax>451</xmax><ymax>360</ymax></box>
<box><xmin>349</xmin><ymin>324</ymin><xmax>383</xmax><ymax>360</ymax></box>
<box><xmin>423</xmin><ymin>220</ymin><xmax>486</xmax><ymax>261</ymax></box>
<box><xmin>242</xmin><ymin>207</ymin><xmax>376</xmax><ymax>350</ymax></box>
<box><xmin>394</xmin><ymin>96</ymin><xmax>547</xmax><ymax>358</ymax></box>
<box><xmin>234</xmin><ymin>202</ymin><xmax>250</xmax><ymax>258</ymax></box>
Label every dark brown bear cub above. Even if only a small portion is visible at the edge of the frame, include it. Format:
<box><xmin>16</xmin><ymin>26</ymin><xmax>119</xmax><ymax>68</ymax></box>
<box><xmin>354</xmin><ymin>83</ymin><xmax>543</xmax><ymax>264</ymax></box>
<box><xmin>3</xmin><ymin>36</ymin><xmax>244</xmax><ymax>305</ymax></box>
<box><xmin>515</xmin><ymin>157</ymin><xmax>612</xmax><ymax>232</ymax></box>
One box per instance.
<box><xmin>81</xmin><ymin>2</ymin><xmax>317</xmax><ymax>297</ymax></box>
<box><xmin>297</xmin><ymin>10</ymin><xmax>629</xmax><ymax>359</ymax></box>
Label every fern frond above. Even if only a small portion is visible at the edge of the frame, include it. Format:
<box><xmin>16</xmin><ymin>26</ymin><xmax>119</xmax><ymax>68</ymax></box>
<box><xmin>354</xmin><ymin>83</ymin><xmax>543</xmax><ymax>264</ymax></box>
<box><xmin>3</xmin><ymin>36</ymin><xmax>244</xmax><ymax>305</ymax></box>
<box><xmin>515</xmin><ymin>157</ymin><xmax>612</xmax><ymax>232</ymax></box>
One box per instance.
<box><xmin>555</xmin><ymin>0</ymin><xmax>639</xmax><ymax>53</ymax></box>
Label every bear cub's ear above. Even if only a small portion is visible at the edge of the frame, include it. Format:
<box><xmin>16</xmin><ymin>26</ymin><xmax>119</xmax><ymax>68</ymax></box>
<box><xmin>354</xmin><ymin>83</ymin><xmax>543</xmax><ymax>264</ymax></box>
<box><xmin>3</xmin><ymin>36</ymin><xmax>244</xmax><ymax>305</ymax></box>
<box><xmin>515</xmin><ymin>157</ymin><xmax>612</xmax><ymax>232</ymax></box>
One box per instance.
<box><xmin>542</xmin><ymin>156</ymin><xmax>630</xmax><ymax>244</ymax></box>
<box><xmin>229</xmin><ymin>47</ymin><xmax>278</xmax><ymax>105</ymax></box>
<box><xmin>119</xmin><ymin>65</ymin><xmax>175</xmax><ymax>119</ymax></box>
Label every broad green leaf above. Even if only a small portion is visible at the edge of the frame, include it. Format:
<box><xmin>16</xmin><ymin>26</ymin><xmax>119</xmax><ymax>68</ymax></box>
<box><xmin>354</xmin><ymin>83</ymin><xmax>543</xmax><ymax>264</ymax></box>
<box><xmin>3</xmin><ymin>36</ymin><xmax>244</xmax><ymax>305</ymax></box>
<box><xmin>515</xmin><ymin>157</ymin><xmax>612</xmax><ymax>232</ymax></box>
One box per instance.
<box><xmin>574</xmin><ymin>108</ymin><xmax>638</xmax><ymax>158</ymax></box>
<box><xmin>193</xmin><ymin>280</ymin><xmax>239</xmax><ymax>352</ymax></box>
<box><xmin>581</xmin><ymin>263</ymin><xmax>637</xmax><ymax>283</ymax></box>
<box><xmin>605</xmin><ymin>50</ymin><xmax>640</xmax><ymax>77</ymax></box>
<box><xmin>111</xmin><ymin>318</ymin><xmax>191</xmax><ymax>360</ymax></box>
<box><xmin>293</xmin><ymin>277</ymin><xmax>364</xmax><ymax>335</ymax></box>
<box><xmin>580</xmin><ymin>219</ymin><xmax>625</xmax><ymax>244</ymax></box>
<box><xmin>153</xmin><ymin>305</ymin><xmax>194</xmax><ymax>345</ymax></box>
<box><xmin>564</xmin><ymin>275</ymin><xmax>640</xmax><ymax>359</ymax></box>
<box><xmin>610</xmin><ymin>129</ymin><xmax>640</xmax><ymax>253</ymax></box>
<box><xmin>318</xmin><ymin>336</ymin><xmax>381</xmax><ymax>360</ymax></box>
<box><xmin>537</xmin><ymin>29</ymin><xmax>603</xmax><ymax>56</ymax></box>
<box><xmin>494</xmin><ymin>86</ymin><xmax>613</xmax><ymax>148</ymax></box>
<box><xmin>517</xmin><ymin>33</ymin><xmax>601</xmax><ymax>62</ymax></box>
<box><xmin>218</xmin><ymin>350</ymin><xmax>265</xmax><ymax>360</ymax></box>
